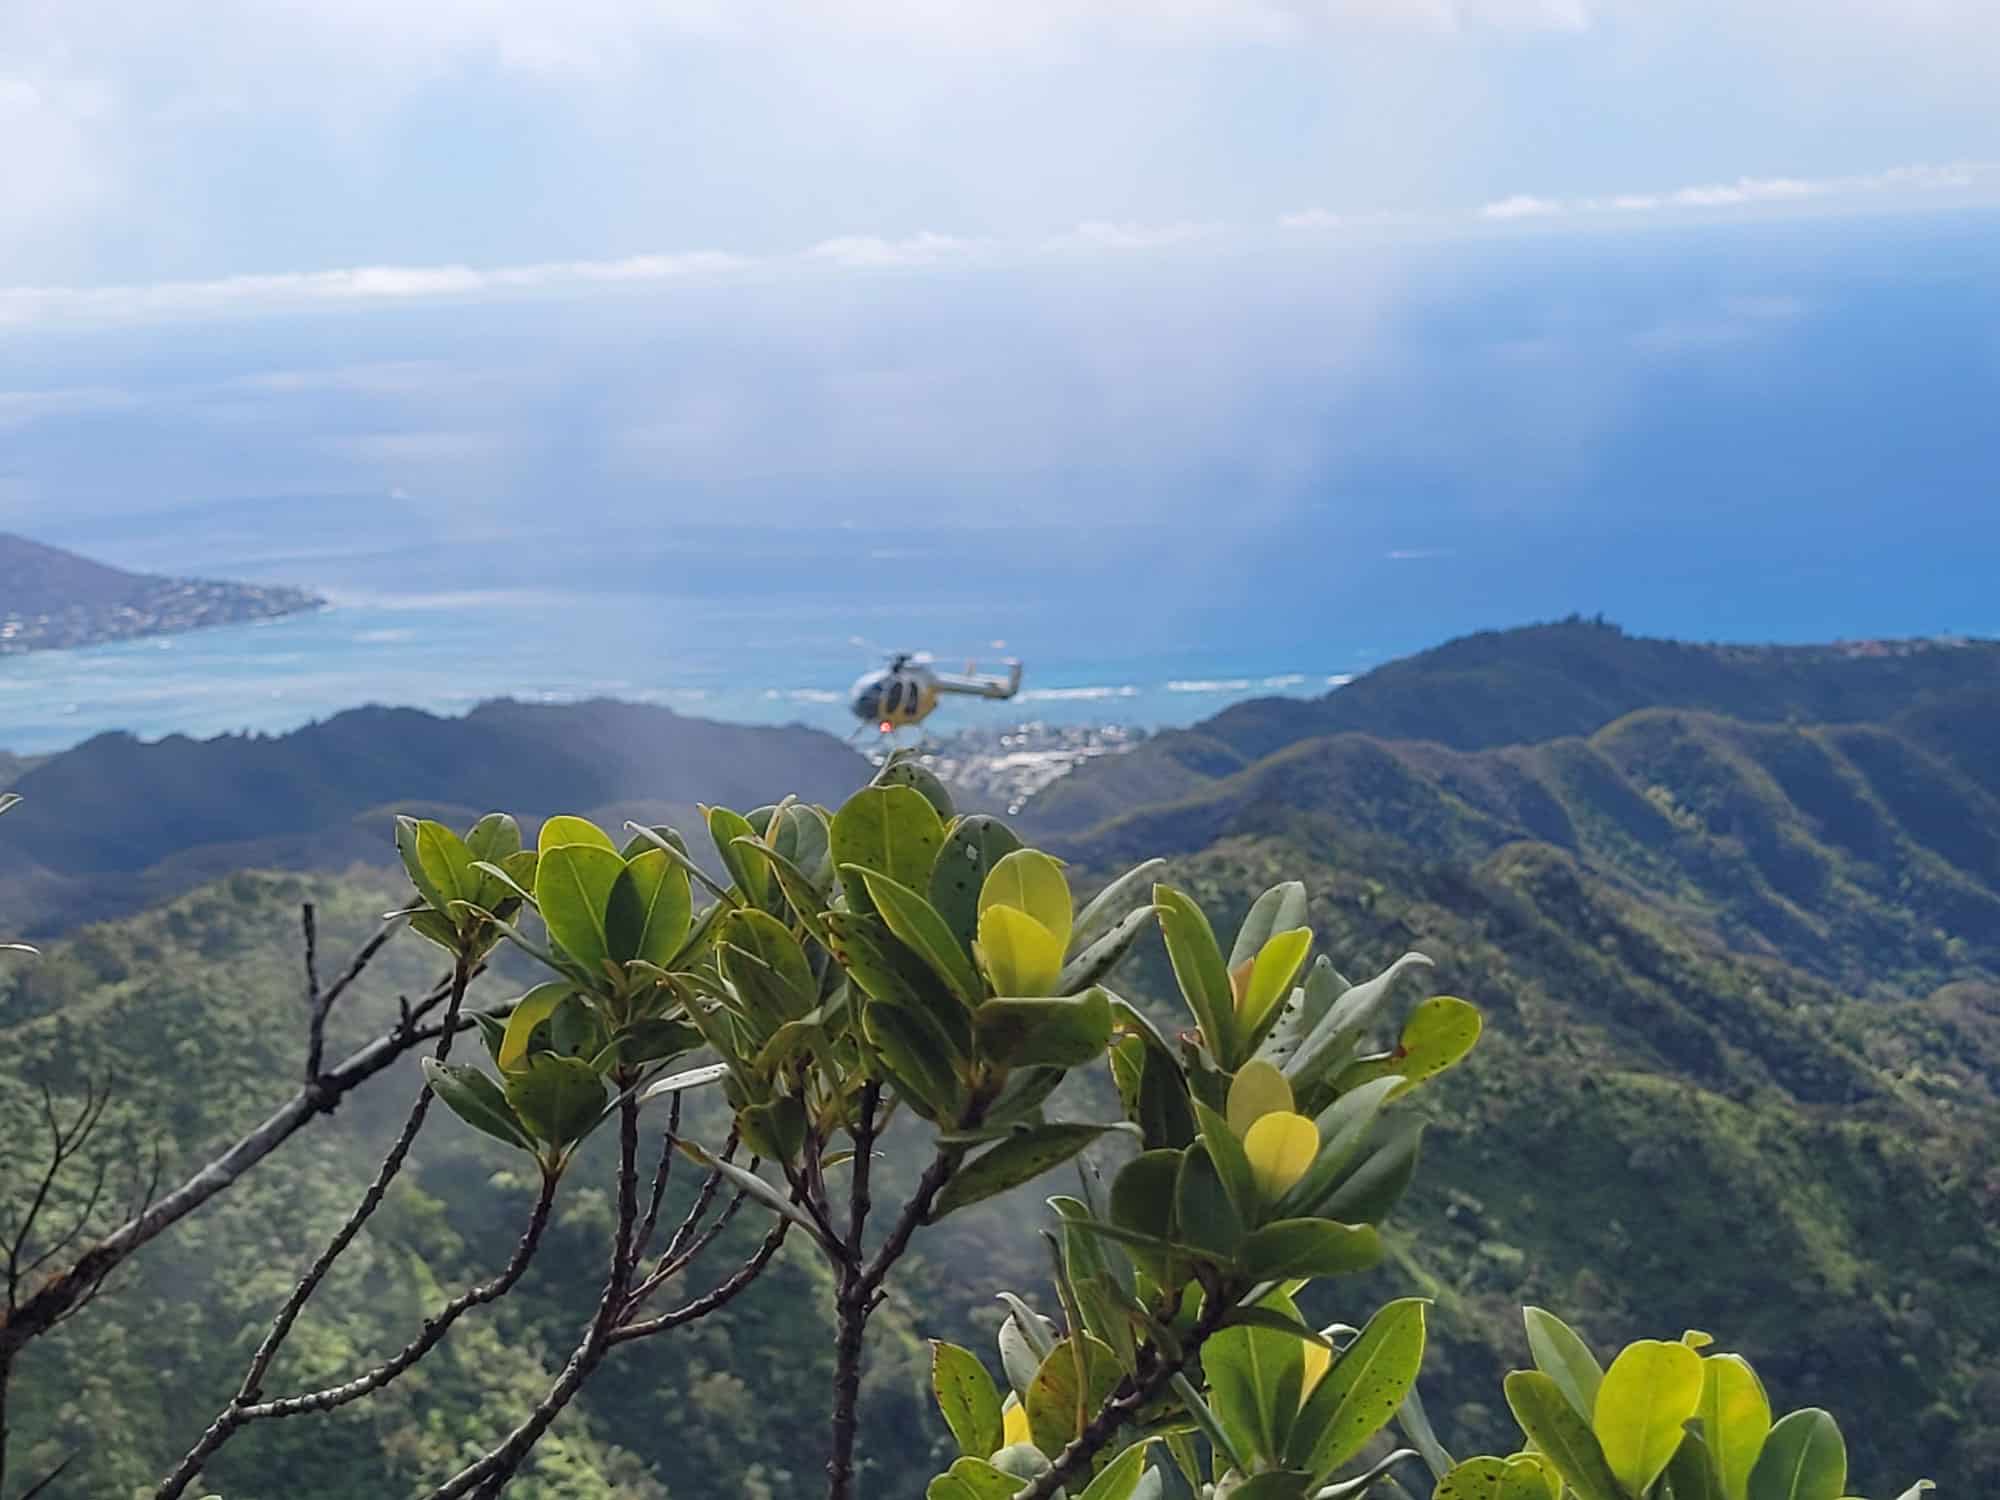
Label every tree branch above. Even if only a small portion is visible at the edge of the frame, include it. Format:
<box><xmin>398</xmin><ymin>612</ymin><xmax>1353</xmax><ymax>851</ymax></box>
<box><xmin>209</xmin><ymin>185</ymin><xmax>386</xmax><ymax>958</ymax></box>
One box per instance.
<box><xmin>155</xmin><ymin>951</ymin><xmax>476</xmax><ymax>1500</ymax></box>
<box><xmin>1012</xmin><ymin>1285</ymin><xmax>1233</xmax><ymax>1500</ymax></box>
<box><xmin>608</xmin><ymin>1213</ymin><xmax>790</xmax><ymax>1346</ymax></box>
<box><xmin>420</xmin><ymin>1089</ymin><xmax>645</xmax><ymax>1500</ymax></box>
<box><xmin>0</xmin><ymin>941</ymin><xmax>468</xmax><ymax>1360</ymax></box>
<box><xmin>237</xmin><ymin>1169</ymin><xmax>557</xmax><ymax>1423</ymax></box>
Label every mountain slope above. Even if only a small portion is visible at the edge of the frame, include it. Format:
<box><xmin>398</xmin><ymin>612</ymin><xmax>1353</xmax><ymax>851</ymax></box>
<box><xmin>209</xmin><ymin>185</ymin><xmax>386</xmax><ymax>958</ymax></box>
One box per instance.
<box><xmin>0</xmin><ymin>698</ymin><xmax>869</xmax><ymax>937</ymax></box>
<box><xmin>1024</xmin><ymin>619</ymin><xmax>2000</xmax><ymax>833</ymax></box>
<box><xmin>0</xmin><ymin>531</ymin><xmax>321</xmax><ymax>653</ymax></box>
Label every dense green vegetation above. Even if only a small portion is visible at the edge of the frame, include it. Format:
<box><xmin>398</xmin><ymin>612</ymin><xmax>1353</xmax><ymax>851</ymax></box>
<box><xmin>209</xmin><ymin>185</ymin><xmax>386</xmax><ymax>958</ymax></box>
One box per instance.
<box><xmin>3</xmin><ymin>621</ymin><xmax>1995</xmax><ymax>1497</ymax></box>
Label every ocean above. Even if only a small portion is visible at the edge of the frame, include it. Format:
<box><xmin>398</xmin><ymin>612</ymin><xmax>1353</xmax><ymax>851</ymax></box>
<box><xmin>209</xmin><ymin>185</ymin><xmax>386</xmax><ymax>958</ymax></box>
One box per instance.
<box><xmin>5</xmin><ymin>502</ymin><xmax>1998</xmax><ymax>758</ymax></box>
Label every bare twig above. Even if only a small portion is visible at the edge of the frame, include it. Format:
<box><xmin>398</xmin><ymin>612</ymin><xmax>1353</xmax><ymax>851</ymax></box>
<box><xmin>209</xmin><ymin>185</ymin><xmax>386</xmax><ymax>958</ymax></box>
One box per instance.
<box><xmin>155</xmin><ymin>952</ymin><xmax>477</xmax><ymax>1500</ymax></box>
<box><xmin>824</xmin><ymin>1081</ymin><xmax>883</xmax><ymax>1500</ymax></box>
<box><xmin>238</xmin><ymin>1170</ymin><xmax>557</xmax><ymax>1422</ymax></box>
<box><xmin>0</xmin><ymin>926</ymin><xmax>433</xmax><ymax>1362</ymax></box>
<box><xmin>15</xmin><ymin>1447</ymin><xmax>73</xmax><ymax>1500</ymax></box>
<box><xmin>421</xmin><ymin>1090</ymin><xmax>646</xmax><ymax>1500</ymax></box>
<box><xmin>1012</xmin><ymin>1286</ymin><xmax>1233</xmax><ymax>1500</ymax></box>
<box><xmin>609</xmin><ymin>1213</ymin><xmax>791</xmax><ymax>1345</ymax></box>
<box><xmin>301</xmin><ymin>905</ymin><xmax>327</xmax><ymax>1082</ymax></box>
<box><xmin>633</xmin><ymin>1093</ymin><xmax>683</xmax><ymax>1261</ymax></box>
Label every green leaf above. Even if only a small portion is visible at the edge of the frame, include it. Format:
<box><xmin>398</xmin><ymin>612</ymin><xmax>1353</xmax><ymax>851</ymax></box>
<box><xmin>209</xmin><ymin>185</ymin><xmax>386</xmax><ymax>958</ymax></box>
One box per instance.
<box><xmin>410</xmin><ymin>818</ymin><xmax>475</xmax><ymax>908</ymax></box>
<box><xmin>972</xmin><ymin>988</ymin><xmax>1114</xmax><ymax>1068</ymax></box>
<box><xmin>831</xmin><ymin>784</ymin><xmax>947</xmax><ymax>916</ymax></box>
<box><xmin>1191</xmin><ymin>1099</ymin><xmax>1259</xmax><ymax>1224</ymax></box>
<box><xmin>1230</xmin><ymin>881</ymin><xmax>1309</xmax><ymax>968</ymax></box>
<box><xmin>737</xmin><ymin>1095</ymin><xmax>806</xmax><ymax>1162</ymax></box>
<box><xmin>1283</xmin><ymin>952</ymin><xmax>1434</xmax><ymax>1091</ymax></box>
<box><xmin>705</xmin><ymin>804</ymin><xmax>771</xmax><ymax>905</ymax></box>
<box><xmin>534</xmin><ymin>843</ymin><xmax>626</xmax><ymax>974</ymax></box>
<box><xmin>1502</xmin><ymin>1371</ymin><xmax>1622</xmax><ymax>1500</ymax></box>
<box><xmin>1076</xmin><ymin>1443</ymin><xmax>1153</xmax><ymax>1500</ymax></box>
<box><xmin>497</xmin><ymin>982</ymin><xmax>576</xmax><ymax>1072</ymax></box>
<box><xmin>1174</xmin><ymin>1141</ymin><xmax>1244</xmax><ymax>1259</ymax></box>
<box><xmin>979</xmin><ymin>849</ymin><xmax>1074</xmax><ymax>951</ymax></box>
<box><xmin>932</xmin><ymin>1341</ymin><xmax>1005</xmax><ymax>1459</ymax></box>
<box><xmin>1109</xmin><ymin>1150</ymin><xmax>1185</xmax><ymax>1286</ymax></box>
<box><xmin>827</xmin><ymin>912</ymin><xmax>972</xmax><ymax>1052</ymax></box>
<box><xmin>639</xmin><ymin>1061</ymin><xmax>731</xmax><ymax>1102</ymax></box>
<box><xmin>1071</xmin><ymin>857</ymin><xmax>1166</xmax><ymax>958</ymax></box>
<box><xmin>1667</xmin><ymin>1431</ymin><xmax>1726</xmax><ymax>1500</ymax></box>
<box><xmin>1238</xmin><ymin>1219</ymin><xmax>1382</xmax><ymax>1280</ymax></box>
<box><xmin>858</xmin><ymin>867</ymin><xmax>984</xmax><ymax>1005</ymax></box>
<box><xmin>927</xmin><ymin>1457</ymin><xmax>1023</xmax><ymax>1500</ymax></box>
<box><xmin>1433</xmin><ymin>1456</ymin><xmax>1559</xmax><ymax>1500</ymax></box>
<box><xmin>977</xmin><ymin>904</ymin><xmax>1065</xmax><ymax>998</ymax></box>
<box><xmin>1594</xmin><ymin>1339</ymin><xmax>1704</xmax><ymax>1499</ymax></box>
<box><xmin>873</xmin><ymin>753</ymin><xmax>956</xmax><ymax>818</ymax></box>
<box><xmin>605</xmin><ymin>848</ymin><xmax>692</xmax><ymax>966</ymax></box>
<box><xmin>1226</xmin><ymin>1059</ymin><xmax>1295</xmax><ymax>1137</ymax></box>
<box><xmin>1026</xmin><ymin>1334</ymin><xmax>1122</xmax><ymax>1457</ymax></box>
<box><xmin>1287</xmin><ymin>1298</ymin><xmax>1428</xmax><ymax>1482</ymax></box>
<box><xmin>1700</xmin><ymin>1353</ymin><xmax>1772</xmax><ymax>1500</ymax></box>
<box><xmin>1273</xmin><ymin>1076</ymin><xmax>1402</xmax><ymax>1220</ymax></box>
<box><xmin>866</xmin><ymin>1000</ymin><xmax>968</xmax><ymax>1120</ymax></box>
<box><xmin>1316</xmin><ymin>1114</ymin><xmax>1424</xmax><ymax>1225</ymax></box>
<box><xmin>1523</xmin><ymin>1307</ymin><xmax>1605</xmax><ymax>1424</ymax></box>
<box><xmin>1000</xmin><ymin>1301</ymin><xmax>1057</xmax><ymax>1398</ymax></box>
<box><xmin>422</xmin><ymin>1060</ymin><xmax>532</xmax><ymax>1150</ymax></box>
<box><xmin>538</xmin><ymin>814</ymin><xmax>617</xmax><ymax>855</ymax></box>
<box><xmin>931</xmin><ymin>1123</ymin><xmax>1128</xmax><ymax>1220</ymax></box>
<box><xmin>930</xmin><ymin>814</ymin><xmax>1024</xmax><ymax>955</ymax></box>
<box><xmin>1385</xmin><ymin>995</ymin><xmax>1482</xmax><ymax>1099</ymax></box>
<box><xmin>1203</xmin><ymin>1295</ymin><xmax>1308</xmax><ymax>1466</ymax></box>
<box><xmin>503</xmin><ymin>1054</ymin><xmax>607</xmax><ymax>1149</ymax></box>
<box><xmin>1056</xmin><ymin>905</ymin><xmax>1158</xmax><ymax>996</ymax></box>
<box><xmin>1155</xmin><ymin>884</ymin><xmax>1236</xmax><ymax>1065</ymax></box>
<box><xmin>720</xmin><ymin>907</ymin><xmax>817</xmax><ymax>1030</ymax></box>
<box><xmin>1747</xmin><ymin>1410</ymin><xmax>1846</xmax><ymax>1500</ymax></box>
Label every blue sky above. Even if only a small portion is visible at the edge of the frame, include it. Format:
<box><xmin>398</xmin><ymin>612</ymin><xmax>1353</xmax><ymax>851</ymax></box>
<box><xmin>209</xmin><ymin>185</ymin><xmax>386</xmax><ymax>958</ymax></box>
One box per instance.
<box><xmin>1</xmin><ymin>0</ymin><xmax>1997</xmax><ymax>576</ymax></box>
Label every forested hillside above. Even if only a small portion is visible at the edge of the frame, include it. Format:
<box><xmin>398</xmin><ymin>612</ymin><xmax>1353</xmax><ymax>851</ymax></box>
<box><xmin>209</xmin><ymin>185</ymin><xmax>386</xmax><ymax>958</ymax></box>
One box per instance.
<box><xmin>3</xmin><ymin>623</ymin><xmax>1997</xmax><ymax>1496</ymax></box>
<box><xmin>1024</xmin><ymin>620</ymin><xmax>2000</xmax><ymax>834</ymax></box>
<box><xmin>0</xmin><ymin>700</ymin><xmax>867</xmax><ymax>939</ymax></box>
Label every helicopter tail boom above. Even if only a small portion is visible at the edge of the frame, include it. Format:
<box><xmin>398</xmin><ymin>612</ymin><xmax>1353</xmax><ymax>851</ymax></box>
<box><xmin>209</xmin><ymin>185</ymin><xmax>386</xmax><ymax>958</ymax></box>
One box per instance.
<box><xmin>930</xmin><ymin>660</ymin><xmax>1023</xmax><ymax>701</ymax></box>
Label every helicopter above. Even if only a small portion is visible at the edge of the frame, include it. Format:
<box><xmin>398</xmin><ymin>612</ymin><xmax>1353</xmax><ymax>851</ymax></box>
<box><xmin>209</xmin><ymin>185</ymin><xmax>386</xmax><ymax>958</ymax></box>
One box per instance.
<box><xmin>849</xmin><ymin>651</ymin><xmax>1023</xmax><ymax>737</ymax></box>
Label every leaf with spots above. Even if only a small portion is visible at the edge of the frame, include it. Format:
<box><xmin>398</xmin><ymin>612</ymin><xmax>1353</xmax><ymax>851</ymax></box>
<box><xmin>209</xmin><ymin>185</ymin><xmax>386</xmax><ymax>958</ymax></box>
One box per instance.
<box><xmin>1286</xmin><ymin>1297</ymin><xmax>1429</xmax><ymax>1482</ymax></box>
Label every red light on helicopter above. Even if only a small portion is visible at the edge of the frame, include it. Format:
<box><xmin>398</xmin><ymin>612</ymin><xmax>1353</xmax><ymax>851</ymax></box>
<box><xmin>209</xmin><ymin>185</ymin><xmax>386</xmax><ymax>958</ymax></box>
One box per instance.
<box><xmin>880</xmin><ymin>722</ymin><xmax>893</xmax><ymax>733</ymax></box>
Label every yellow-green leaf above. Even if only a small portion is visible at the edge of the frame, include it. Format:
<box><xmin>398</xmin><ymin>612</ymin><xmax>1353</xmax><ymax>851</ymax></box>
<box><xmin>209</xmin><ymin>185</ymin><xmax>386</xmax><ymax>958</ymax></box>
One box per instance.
<box><xmin>538</xmin><ymin>814</ymin><xmax>617</xmax><ymax>856</ymax></box>
<box><xmin>497</xmin><ymin>982</ymin><xmax>576</xmax><ymax>1072</ymax></box>
<box><xmin>1701</xmin><ymin>1353</ymin><xmax>1772</xmax><ymax>1500</ymax></box>
<box><xmin>1227</xmin><ymin>1059</ymin><xmax>1294</xmax><ymax>1137</ymax></box>
<box><xmin>1434</xmin><ymin>1456</ymin><xmax>1562</xmax><ymax>1500</ymax></box>
<box><xmin>976</xmin><ymin>904</ymin><xmax>1064</xmax><ymax>998</ymax></box>
<box><xmin>932</xmin><ymin>1340</ymin><xmax>1004</xmax><ymax>1459</ymax></box>
<box><xmin>1388</xmin><ymin>995</ymin><xmax>1483</xmax><ymax>1098</ymax></box>
<box><xmin>1504</xmin><ymin>1371</ymin><xmax>1622</xmax><ymax>1500</ymax></box>
<box><xmin>1243</xmin><ymin>1111</ymin><xmax>1319</xmax><ymax>1201</ymax></box>
<box><xmin>605</xmin><ymin>847</ymin><xmax>692</xmax><ymax>966</ymax></box>
<box><xmin>1747</xmin><ymin>1409</ymin><xmax>1846</xmax><ymax>1500</ymax></box>
<box><xmin>1594</xmin><ymin>1339</ymin><xmax>1704</xmax><ymax>1500</ymax></box>
<box><xmin>1240</xmin><ymin>927</ymin><xmax>1312</xmax><ymax>1036</ymax></box>
<box><xmin>534</xmin><ymin>843</ymin><xmax>626</xmax><ymax>973</ymax></box>
<box><xmin>978</xmin><ymin>848</ymin><xmax>1073</xmax><ymax>951</ymax></box>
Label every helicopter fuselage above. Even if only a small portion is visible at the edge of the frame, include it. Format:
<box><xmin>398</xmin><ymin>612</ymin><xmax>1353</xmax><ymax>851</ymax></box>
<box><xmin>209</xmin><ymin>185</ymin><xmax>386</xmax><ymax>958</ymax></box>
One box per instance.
<box><xmin>849</xmin><ymin>655</ymin><xmax>1021</xmax><ymax>731</ymax></box>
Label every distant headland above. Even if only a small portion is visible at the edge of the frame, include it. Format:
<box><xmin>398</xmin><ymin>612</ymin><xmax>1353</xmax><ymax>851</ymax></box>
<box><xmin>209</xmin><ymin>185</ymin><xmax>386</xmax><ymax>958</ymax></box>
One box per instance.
<box><xmin>0</xmin><ymin>531</ymin><xmax>323</xmax><ymax>655</ymax></box>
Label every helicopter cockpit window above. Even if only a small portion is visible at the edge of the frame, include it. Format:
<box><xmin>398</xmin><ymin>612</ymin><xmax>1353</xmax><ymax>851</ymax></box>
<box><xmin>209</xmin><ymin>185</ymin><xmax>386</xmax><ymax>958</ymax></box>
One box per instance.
<box><xmin>884</xmin><ymin>680</ymin><xmax>908</xmax><ymax>716</ymax></box>
<box><xmin>856</xmin><ymin>680</ymin><xmax>884</xmax><ymax>719</ymax></box>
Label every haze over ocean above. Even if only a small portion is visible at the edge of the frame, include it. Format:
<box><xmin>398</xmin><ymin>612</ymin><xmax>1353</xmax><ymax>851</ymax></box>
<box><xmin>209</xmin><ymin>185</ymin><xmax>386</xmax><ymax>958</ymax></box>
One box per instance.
<box><xmin>6</xmin><ymin>209</ymin><xmax>1998</xmax><ymax>755</ymax></box>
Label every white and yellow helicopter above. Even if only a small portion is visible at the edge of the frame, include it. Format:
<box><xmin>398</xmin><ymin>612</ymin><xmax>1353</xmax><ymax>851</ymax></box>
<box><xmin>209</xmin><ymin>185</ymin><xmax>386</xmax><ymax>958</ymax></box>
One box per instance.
<box><xmin>848</xmin><ymin>650</ymin><xmax>1023</xmax><ymax>739</ymax></box>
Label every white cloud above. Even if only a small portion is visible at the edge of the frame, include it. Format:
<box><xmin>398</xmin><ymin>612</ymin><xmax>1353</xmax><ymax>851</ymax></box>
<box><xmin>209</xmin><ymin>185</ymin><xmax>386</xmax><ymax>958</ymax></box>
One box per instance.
<box><xmin>1481</xmin><ymin>194</ymin><xmax>1565</xmax><ymax>220</ymax></box>
<box><xmin>1507</xmin><ymin>161</ymin><xmax>1997</xmax><ymax>221</ymax></box>
<box><xmin>1043</xmin><ymin>220</ymin><xmax>1221</xmax><ymax>252</ymax></box>
<box><xmin>805</xmin><ymin>232</ymin><xmax>980</xmax><ymax>268</ymax></box>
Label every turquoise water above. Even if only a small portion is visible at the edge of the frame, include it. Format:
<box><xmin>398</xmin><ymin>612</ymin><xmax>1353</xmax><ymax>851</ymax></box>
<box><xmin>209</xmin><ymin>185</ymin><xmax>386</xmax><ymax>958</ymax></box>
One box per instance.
<box><xmin>0</xmin><ymin>563</ymin><xmax>1363</xmax><ymax>755</ymax></box>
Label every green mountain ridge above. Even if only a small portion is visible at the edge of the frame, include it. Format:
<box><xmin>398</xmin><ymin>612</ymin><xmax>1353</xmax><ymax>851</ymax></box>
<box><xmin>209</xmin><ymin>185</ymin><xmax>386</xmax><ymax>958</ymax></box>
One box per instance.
<box><xmin>1024</xmin><ymin>619</ymin><xmax>2000</xmax><ymax>834</ymax></box>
